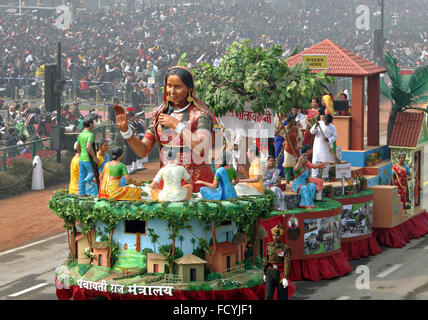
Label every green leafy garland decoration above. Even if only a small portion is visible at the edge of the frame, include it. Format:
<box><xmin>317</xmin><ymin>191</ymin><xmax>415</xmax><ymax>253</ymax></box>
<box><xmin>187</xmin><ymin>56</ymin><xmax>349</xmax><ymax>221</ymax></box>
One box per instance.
<box><xmin>49</xmin><ymin>189</ymin><xmax>276</xmax><ymax>238</ymax></box>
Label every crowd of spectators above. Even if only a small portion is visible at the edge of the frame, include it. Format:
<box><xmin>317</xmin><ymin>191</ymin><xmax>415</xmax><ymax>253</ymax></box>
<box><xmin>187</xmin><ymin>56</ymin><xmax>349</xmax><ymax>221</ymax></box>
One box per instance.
<box><xmin>0</xmin><ymin>1</ymin><xmax>427</xmax><ymax>98</ymax></box>
<box><xmin>1</xmin><ymin>0</ymin><xmax>427</xmax><ymax>149</ymax></box>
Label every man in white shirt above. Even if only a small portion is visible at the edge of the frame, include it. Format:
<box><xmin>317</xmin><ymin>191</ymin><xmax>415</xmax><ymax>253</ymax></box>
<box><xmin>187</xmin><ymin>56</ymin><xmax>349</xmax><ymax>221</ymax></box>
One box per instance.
<box><xmin>310</xmin><ymin>114</ymin><xmax>337</xmax><ymax>181</ymax></box>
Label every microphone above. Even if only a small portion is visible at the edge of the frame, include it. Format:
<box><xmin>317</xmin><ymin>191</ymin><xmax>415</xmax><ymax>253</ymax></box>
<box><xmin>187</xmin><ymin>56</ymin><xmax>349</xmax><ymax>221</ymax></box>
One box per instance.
<box><xmin>161</xmin><ymin>100</ymin><xmax>174</xmax><ymax>131</ymax></box>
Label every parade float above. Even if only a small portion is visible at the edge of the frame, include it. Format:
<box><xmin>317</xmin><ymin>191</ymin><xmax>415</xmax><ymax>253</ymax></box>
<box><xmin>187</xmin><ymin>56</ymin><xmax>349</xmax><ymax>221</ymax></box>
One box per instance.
<box><xmin>50</xmin><ymin>187</ymin><xmax>285</xmax><ymax>300</ymax></box>
<box><xmin>50</xmin><ymin>40</ymin><xmax>428</xmax><ymax>300</ymax></box>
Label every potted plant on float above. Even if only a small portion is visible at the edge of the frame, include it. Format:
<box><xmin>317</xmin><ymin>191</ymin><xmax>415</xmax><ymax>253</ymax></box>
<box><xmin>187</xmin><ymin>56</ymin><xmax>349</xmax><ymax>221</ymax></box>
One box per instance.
<box><xmin>358</xmin><ymin>175</ymin><xmax>367</xmax><ymax>191</ymax></box>
<box><xmin>353</xmin><ymin>176</ymin><xmax>361</xmax><ymax>193</ymax></box>
<box><xmin>324</xmin><ymin>185</ymin><xmax>334</xmax><ymax>198</ymax></box>
<box><xmin>366</xmin><ymin>154</ymin><xmax>375</xmax><ymax>166</ymax></box>
<box><xmin>345</xmin><ymin>185</ymin><xmax>354</xmax><ymax>195</ymax></box>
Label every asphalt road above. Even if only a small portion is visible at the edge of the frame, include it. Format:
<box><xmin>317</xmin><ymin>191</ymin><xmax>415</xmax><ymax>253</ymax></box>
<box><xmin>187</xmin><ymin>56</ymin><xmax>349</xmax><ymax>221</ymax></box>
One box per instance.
<box><xmin>0</xmin><ymin>233</ymin><xmax>68</xmax><ymax>300</ymax></box>
<box><xmin>1</xmin><ymin>146</ymin><xmax>428</xmax><ymax>300</ymax></box>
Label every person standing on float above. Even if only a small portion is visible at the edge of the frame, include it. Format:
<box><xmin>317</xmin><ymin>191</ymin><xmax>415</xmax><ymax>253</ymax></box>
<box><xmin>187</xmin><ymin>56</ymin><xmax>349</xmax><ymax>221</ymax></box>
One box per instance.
<box><xmin>391</xmin><ymin>153</ymin><xmax>412</xmax><ymax>213</ymax></box>
<box><xmin>264</xmin><ymin>223</ymin><xmax>291</xmax><ymax>300</ymax></box>
<box><xmin>77</xmin><ymin>116</ymin><xmax>100</xmax><ymax>196</ymax></box>
<box><xmin>282</xmin><ymin>116</ymin><xmax>302</xmax><ymax>184</ymax></box>
<box><xmin>310</xmin><ymin>114</ymin><xmax>337</xmax><ymax>181</ymax></box>
<box><xmin>114</xmin><ymin>66</ymin><xmax>214</xmax><ymax>192</ymax></box>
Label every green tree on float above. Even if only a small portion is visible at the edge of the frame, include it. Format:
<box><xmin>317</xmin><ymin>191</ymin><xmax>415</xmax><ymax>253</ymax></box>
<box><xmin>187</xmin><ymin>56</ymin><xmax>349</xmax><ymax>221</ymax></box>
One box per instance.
<box><xmin>147</xmin><ymin>228</ymin><xmax>160</xmax><ymax>252</ymax></box>
<box><xmin>180</xmin><ymin>40</ymin><xmax>335</xmax><ymax>263</ymax></box>
<box><xmin>380</xmin><ymin>52</ymin><xmax>428</xmax><ymax>146</ymax></box>
<box><xmin>182</xmin><ymin>39</ymin><xmax>336</xmax><ymax>116</ymax></box>
<box><xmin>177</xmin><ymin>234</ymin><xmax>185</xmax><ymax>251</ymax></box>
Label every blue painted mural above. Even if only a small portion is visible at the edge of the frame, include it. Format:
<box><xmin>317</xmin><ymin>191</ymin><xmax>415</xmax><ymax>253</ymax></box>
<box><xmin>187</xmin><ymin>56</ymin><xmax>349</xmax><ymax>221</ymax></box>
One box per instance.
<box><xmin>96</xmin><ymin>218</ymin><xmax>238</xmax><ymax>268</ymax></box>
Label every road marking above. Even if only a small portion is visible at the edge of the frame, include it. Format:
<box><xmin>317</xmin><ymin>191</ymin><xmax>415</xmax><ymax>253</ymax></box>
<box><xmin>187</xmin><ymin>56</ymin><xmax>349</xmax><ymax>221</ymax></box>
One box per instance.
<box><xmin>0</xmin><ymin>233</ymin><xmax>66</xmax><ymax>257</ymax></box>
<box><xmin>376</xmin><ymin>264</ymin><xmax>403</xmax><ymax>278</ymax></box>
<box><xmin>336</xmin><ymin>296</ymin><xmax>351</xmax><ymax>300</ymax></box>
<box><xmin>423</xmin><ymin>245</ymin><xmax>428</xmax><ymax>250</ymax></box>
<box><xmin>8</xmin><ymin>283</ymin><xmax>49</xmax><ymax>297</ymax></box>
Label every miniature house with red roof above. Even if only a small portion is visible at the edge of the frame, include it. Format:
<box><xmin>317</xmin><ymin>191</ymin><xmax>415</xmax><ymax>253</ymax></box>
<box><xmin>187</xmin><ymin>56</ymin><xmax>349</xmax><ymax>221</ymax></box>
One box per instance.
<box><xmin>389</xmin><ymin>110</ymin><xmax>428</xmax><ymax>217</ymax></box>
<box><xmin>205</xmin><ymin>241</ymin><xmax>239</xmax><ymax>273</ymax></box>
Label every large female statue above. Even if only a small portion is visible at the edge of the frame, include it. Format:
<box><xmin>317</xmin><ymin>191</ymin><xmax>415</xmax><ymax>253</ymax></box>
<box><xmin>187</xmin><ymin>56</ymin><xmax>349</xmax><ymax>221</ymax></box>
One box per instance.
<box><xmin>391</xmin><ymin>153</ymin><xmax>412</xmax><ymax>212</ymax></box>
<box><xmin>114</xmin><ymin>66</ymin><xmax>214</xmax><ymax>192</ymax></box>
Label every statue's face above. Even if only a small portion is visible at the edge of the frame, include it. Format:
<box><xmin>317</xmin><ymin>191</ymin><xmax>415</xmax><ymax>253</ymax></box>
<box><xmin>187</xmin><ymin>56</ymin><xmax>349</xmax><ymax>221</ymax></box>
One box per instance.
<box><xmin>399</xmin><ymin>155</ymin><xmax>406</xmax><ymax>163</ymax></box>
<box><xmin>166</xmin><ymin>74</ymin><xmax>190</xmax><ymax>106</ymax></box>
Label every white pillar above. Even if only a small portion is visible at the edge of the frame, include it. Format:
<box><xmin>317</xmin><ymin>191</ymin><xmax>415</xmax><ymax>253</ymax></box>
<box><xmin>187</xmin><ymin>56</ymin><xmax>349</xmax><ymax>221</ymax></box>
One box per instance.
<box><xmin>32</xmin><ymin>156</ymin><xmax>45</xmax><ymax>190</ymax></box>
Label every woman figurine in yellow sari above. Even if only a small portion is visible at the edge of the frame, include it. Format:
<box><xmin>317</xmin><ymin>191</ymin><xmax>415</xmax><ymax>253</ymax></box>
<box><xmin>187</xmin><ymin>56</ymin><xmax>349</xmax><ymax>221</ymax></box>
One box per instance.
<box><xmin>99</xmin><ymin>146</ymin><xmax>142</xmax><ymax>200</ymax></box>
<box><xmin>69</xmin><ymin>142</ymin><xmax>81</xmax><ymax>195</ymax></box>
<box><xmin>235</xmin><ymin>146</ymin><xmax>265</xmax><ymax>196</ymax></box>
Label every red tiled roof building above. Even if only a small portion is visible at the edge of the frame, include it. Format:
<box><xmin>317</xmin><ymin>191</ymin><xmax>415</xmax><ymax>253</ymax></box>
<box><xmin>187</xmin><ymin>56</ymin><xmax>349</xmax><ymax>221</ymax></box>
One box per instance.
<box><xmin>288</xmin><ymin>39</ymin><xmax>386</xmax><ymax>150</ymax></box>
<box><xmin>389</xmin><ymin>111</ymin><xmax>425</xmax><ymax>148</ymax></box>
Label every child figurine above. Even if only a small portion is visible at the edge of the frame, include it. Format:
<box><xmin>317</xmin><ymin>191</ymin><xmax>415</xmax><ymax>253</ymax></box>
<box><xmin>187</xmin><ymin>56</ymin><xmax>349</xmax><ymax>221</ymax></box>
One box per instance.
<box><xmin>149</xmin><ymin>149</ymin><xmax>193</xmax><ymax>202</ymax></box>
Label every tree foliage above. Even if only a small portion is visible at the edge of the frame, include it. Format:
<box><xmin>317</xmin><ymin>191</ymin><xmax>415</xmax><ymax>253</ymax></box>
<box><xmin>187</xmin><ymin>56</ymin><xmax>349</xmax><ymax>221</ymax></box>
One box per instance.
<box><xmin>181</xmin><ymin>40</ymin><xmax>335</xmax><ymax>116</ymax></box>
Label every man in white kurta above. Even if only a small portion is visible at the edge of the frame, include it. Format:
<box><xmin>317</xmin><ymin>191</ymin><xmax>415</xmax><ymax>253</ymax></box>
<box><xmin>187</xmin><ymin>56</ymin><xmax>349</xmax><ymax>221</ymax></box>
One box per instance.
<box><xmin>310</xmin><ymin>114</ymin><xmax>337</xmax><ymax>180</ymax></box>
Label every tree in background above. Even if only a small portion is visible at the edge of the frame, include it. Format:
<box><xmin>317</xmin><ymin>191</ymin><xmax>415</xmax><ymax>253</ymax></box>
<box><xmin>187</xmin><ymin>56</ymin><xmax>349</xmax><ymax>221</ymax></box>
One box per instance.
<box><xmin>381</xmin><ymin>52</ymin><xmax>428</xmax><ymax>146</ymax></box>
<box><xmin>182</xmin><ymin>40</ymin><xmax>335</xmax><ymax>117</ymax></box>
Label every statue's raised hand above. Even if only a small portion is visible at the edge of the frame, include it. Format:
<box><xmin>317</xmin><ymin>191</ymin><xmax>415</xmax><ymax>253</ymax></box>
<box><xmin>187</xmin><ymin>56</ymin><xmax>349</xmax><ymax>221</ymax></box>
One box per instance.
<box><xmin>114</xmin><ymin>105</ymin><xmax>129</xmax><ymax>132</ymax></box>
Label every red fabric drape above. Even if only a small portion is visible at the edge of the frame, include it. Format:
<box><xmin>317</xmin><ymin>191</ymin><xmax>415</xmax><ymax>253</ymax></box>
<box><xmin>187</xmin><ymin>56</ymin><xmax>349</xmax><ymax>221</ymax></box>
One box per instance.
<box><xmin>340</xmin><ymin>234</ymin><xmax>382</xmax><ymax>260</ymax></box>
<box><xmin>288</xmin><ymin>251</ymin><xmax>352</xmax><ymax>281</ymax></box>
<box><xmin>373</xmin><ymin>212</ymin><xmax>428</xmax><ymax>248</ymax></box>
<box><xmin>56</xmin><ymin>282</ymin><xmax>296</xmax><ymax>300</ymax></box>
<box><xmin>261</xmin><ymin>215</ymin><xmax>284</xmax><ymax>256</ymax></box>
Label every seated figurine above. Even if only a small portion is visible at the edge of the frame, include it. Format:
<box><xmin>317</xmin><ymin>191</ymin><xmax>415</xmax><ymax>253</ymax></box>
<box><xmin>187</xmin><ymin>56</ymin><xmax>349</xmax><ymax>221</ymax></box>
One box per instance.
<box><xmin>300</xmin><ymin>144</ymin><xmax>328</xmax><ymax>201</ymax></box>
<box><xmin>292</xmin><ymin>144</ymin><xmax>328</xmax><ymax>208</ymax></box>
<box><xmin>292</xmin><ymin>153</ymin><xmax>316</xmax><ymax>208</ymax></box>
<box><xmin>149</xmin><ymin>149</ymin><xmax>193</xmax><ymax>202</ymax></box>
<box><xmin>98</xmin><ymin>146</ymin><xmax>142</xmax><ymax>200</ymax></box>
<box><xmin>235</xmin><ymin>146</ymin><xmax>265</xmax><ymax>196</ymax></box>
<box><xmin>196</xmin><ymin>151</ymin><xmax>238</xmax><ymax>200</ymax></box>
<box><xmin>263</xmin><ymin>155</ymin><xmax>287</xmax><ymax>211</ymax></box>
